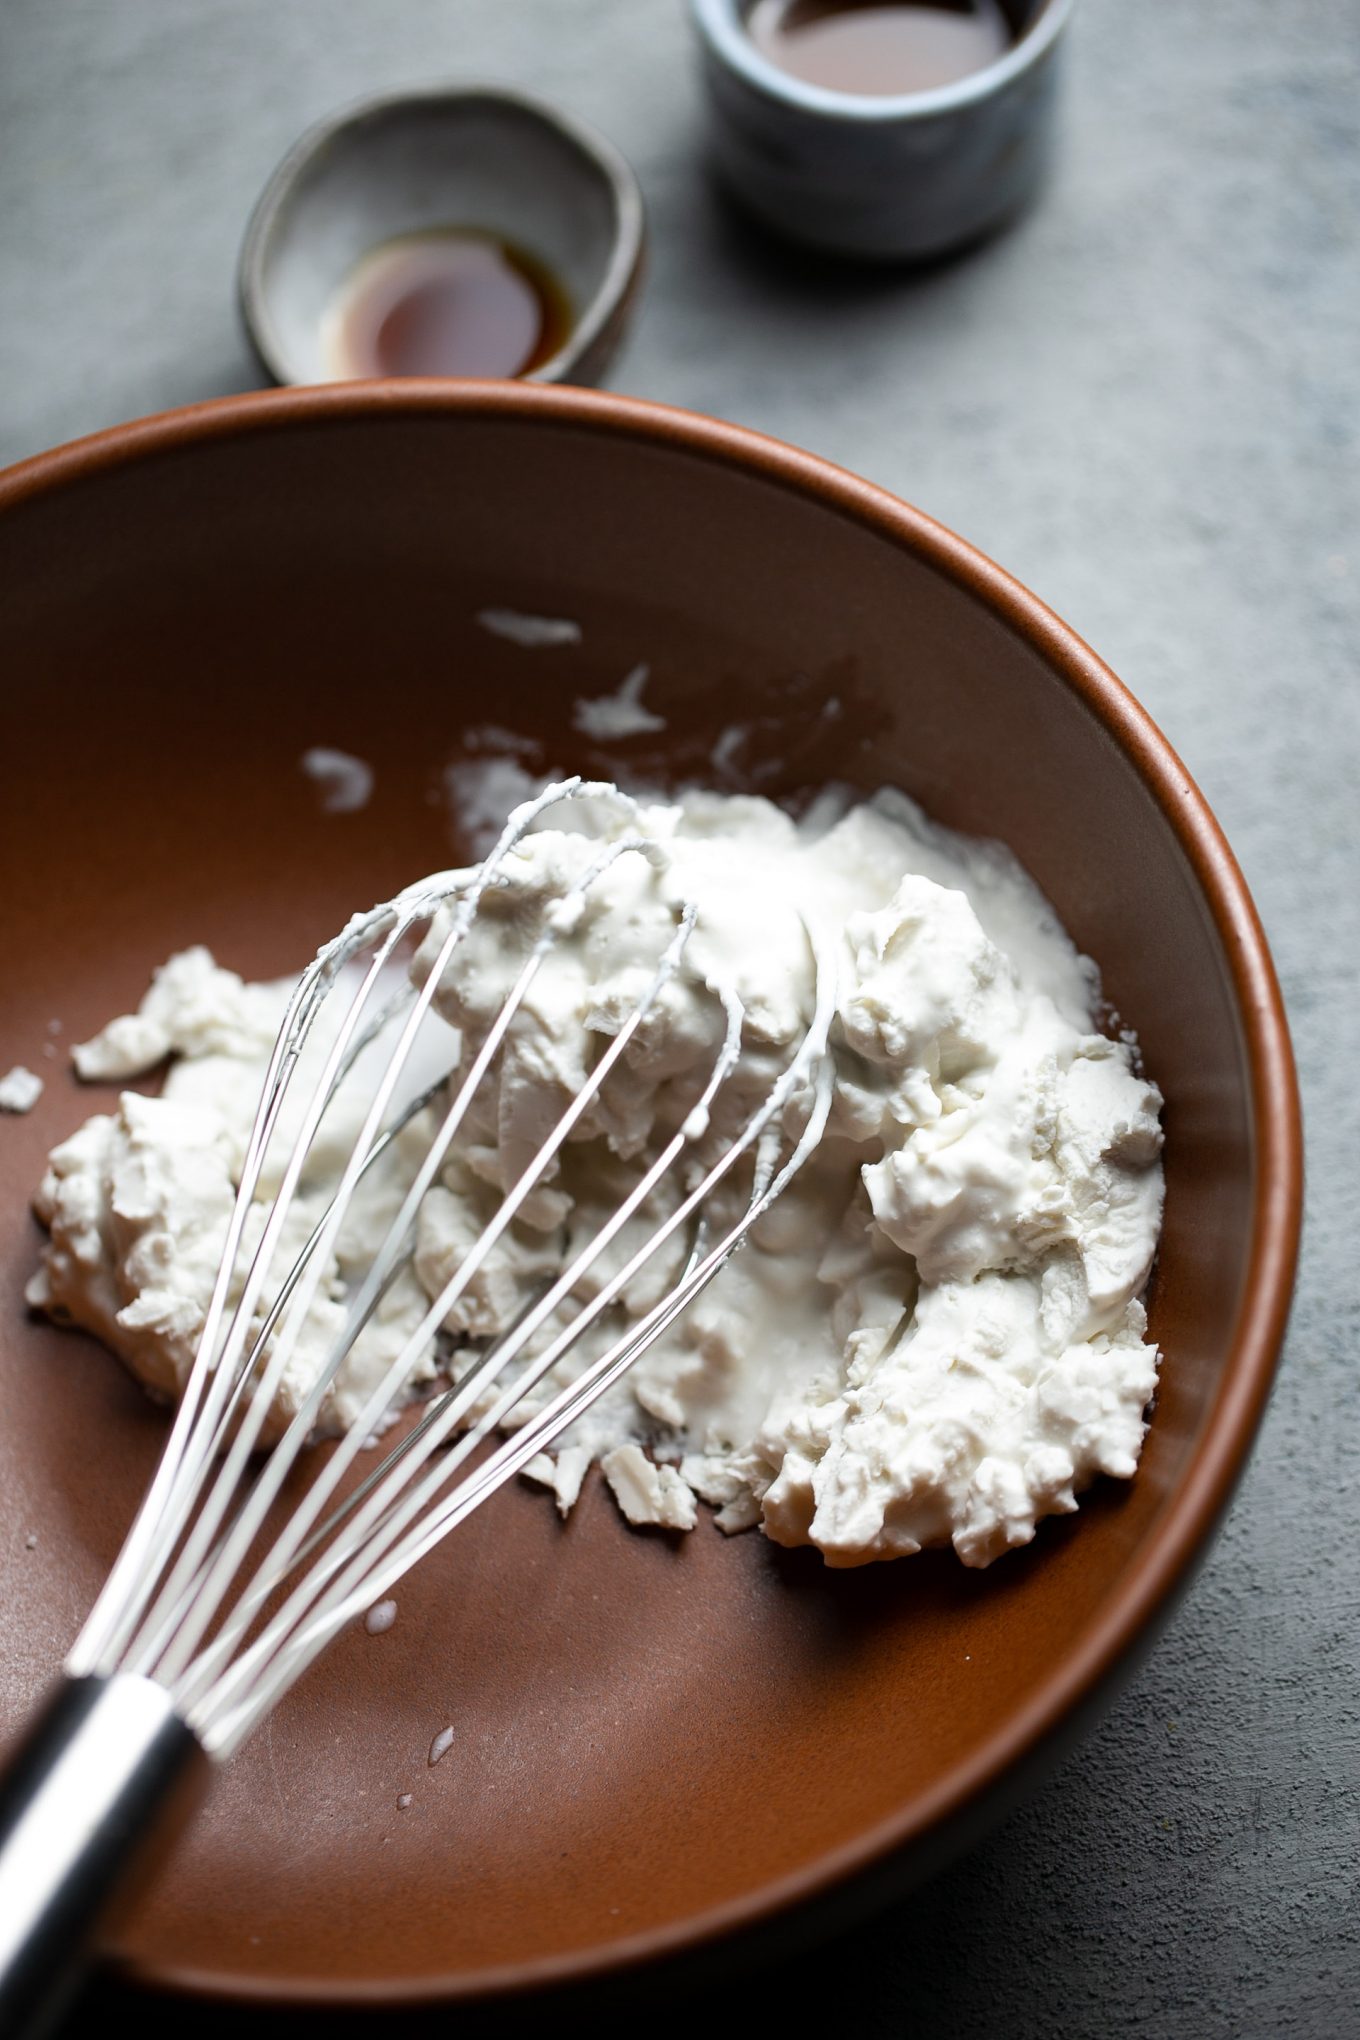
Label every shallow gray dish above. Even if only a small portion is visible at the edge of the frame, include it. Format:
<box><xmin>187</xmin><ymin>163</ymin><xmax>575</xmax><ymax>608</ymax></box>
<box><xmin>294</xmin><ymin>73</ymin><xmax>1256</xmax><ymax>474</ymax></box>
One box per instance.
<box><xmin>691</xmin><ymin>0</ymin><xmax>1076</xmax><ymax>262</ymax></box>
<box><xmin>239</xmin><ymin>86</ymin><xmax>646</xmax><ymax>387</ymax></box>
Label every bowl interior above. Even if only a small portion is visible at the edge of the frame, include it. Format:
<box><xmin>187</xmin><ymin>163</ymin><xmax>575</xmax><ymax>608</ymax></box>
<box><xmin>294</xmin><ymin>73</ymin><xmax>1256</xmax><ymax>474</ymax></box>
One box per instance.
<box><xmin>0</xmin><ymin>389</ymin><xmax>1292</xmax><ymax>2002</ymax></box>
<box><xmin>246</xmin><ymin>94</ymin><xmax>631</xmax><ymax>385</ymax></box>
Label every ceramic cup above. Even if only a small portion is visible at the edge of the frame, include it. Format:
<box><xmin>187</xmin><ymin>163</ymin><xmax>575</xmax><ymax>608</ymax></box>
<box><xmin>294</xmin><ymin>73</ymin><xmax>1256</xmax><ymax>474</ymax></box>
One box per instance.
<box><xmin>690</xmin><ymin>0</ymin><xmax>1077</xmax><ymax>261</ymax></box>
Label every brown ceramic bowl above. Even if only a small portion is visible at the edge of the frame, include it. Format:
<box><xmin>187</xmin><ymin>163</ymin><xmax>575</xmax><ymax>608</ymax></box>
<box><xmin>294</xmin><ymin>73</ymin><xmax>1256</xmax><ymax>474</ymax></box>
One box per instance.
<box><xmin>0</xmin><ymin>384</ymin><xmax>1300</xmax><ymax>2009</ymax></box>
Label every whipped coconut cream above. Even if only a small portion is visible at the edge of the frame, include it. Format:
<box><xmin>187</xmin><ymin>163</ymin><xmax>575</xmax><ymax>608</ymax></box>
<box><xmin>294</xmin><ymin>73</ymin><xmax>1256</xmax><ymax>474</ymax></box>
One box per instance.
<box><xmin>31</xmin><ymin>948</ymin><xmax>440</xmax><ymax>1435</ymax></box>
<box><xmin>475</xmin><ymin>609</ymin><xmax>582</xmax><ymax>648</ymax></box>
<box><xmin>300</xmin><ymin>747</ymin><xmax>374</xmax><ymax>814</ymax></box>
<box><xmin>1</xmin><ymin>1066</ymin><xmax>44</xmax><ymax>1113</ymax></box>
<box><xmin>28</xmin><ymin>786</ymin><xmax>1164</xmax><ymax>1568</ymax></box>
<box><xmin>573</xmin><ymin>663</ymin><xmax>667</xmax><ymax>742</ymax></box>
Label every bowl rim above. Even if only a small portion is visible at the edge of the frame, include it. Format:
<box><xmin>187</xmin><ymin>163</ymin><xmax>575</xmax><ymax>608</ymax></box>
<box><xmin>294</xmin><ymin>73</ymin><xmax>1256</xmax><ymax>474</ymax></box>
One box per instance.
<box><xmin>236</xmin><ymin>85</ymin><xmax>647</xmax><ymax>390</ymax></box>
<box><xmin>690</xmin><ymin>0</ymin><xmax>1078</xmax><ymax>124</ymax></box>
<box><xmin>0</xmin><ymin>381</ymin><xmax>1303</xmax><ymax>2006</ymax></box>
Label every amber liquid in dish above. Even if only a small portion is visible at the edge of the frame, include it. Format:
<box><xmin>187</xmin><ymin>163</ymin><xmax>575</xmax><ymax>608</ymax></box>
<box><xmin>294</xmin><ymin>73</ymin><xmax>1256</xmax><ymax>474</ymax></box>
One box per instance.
<box><xmin>325</xmin><ymin>229</ymin><xmax>571</xmax><ymax>380</ymax></box>
<box><xmin>745</xmin><ymin>0</ymin><xmax>1015</xmax><ymax>97</ymax></box>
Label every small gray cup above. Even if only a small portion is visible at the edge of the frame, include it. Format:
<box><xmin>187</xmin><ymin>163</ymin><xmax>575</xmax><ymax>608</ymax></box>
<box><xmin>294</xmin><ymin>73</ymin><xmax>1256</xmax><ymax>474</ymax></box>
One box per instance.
<box><xmin>690</xmin><ymin>0</ymin><xmax>1076</xmax><ymax>261</ymax></box>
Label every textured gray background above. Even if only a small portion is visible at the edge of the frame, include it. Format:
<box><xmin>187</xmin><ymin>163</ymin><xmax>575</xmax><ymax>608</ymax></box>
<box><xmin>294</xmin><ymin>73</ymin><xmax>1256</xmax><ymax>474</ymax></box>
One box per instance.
<box><xmin>2</xmin><ymin>2</ymin><xmax>1356</xmax><ymax>2035</ymax></box>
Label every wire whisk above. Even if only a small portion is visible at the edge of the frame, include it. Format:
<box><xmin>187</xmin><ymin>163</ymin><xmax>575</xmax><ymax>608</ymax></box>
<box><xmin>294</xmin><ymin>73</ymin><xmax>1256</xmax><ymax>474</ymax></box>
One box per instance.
<box><xmin>0</xmin><ymin>778</ymin><xmax>834</xmax><ymax>2036</ymax></box>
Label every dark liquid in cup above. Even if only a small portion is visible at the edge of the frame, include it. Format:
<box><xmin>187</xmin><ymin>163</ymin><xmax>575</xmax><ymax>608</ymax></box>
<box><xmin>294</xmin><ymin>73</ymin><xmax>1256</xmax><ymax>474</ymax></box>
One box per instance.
<box><xmin>325</xmin><ymin>229</ymin><xmax>571</xmax><ymax>380</ymax></box>
<box><xmin>745</xmin><ymin>0</ymin><xmax>1015</xmax><ymax>97</ymax></box>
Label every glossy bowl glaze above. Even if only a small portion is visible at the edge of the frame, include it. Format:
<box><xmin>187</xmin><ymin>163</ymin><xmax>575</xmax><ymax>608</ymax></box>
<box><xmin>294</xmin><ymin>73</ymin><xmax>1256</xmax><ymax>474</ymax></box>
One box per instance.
<box><xmin>0</xmin><ymin>384</ymin><xmax>1300</xmax><ymax>2007</ymax></box>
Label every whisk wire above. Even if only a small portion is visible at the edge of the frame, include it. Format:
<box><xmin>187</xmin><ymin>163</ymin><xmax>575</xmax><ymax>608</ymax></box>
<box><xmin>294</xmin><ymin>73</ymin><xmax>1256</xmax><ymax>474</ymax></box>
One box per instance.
<box><xmin>99</xmin><ymin>782</ymin><xmax>603</xmax><ymax>1683</ymax></box>
<box><xmin>66</xmin><ymin>969</ymin><xmax>321</xmax><ymax>1677</ymax></box>
<box><xmin>163</xmin><ymin>892</ymin><xmax>702</xmax><ymax>1709</ymax></box>
<box><xmin>65</xmin><ymin>780</ymin><xmax>837</xmax><ymax>1768</ymax></box>
<box><xmin>203</xmin><ymin>1007</ymin><xmax>835</xmax><ymax>1759</ymax></box>
<box><xmin>117</xmin><ymin>928</ymin><xmax>421</xmax><ymax>1680</ymax></box>
<box><xmin>171</xmin><ymin>897</ymin><xmax>710</xmax><ymax>1720</ymax></box>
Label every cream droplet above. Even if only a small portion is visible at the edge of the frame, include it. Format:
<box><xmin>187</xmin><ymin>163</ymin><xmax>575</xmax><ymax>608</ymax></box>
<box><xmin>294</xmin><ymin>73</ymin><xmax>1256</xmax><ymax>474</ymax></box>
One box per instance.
<box><xmin>300</xmin><ymin>747</ymin><xmax>374</xmax><ymax>814</ymax></box>
<box><xmin>364</xmin><ymin>1598</ymin><xmax>397</xmax><ymax>1636</ymax></box>
<box><xmin>428</xmin><ymin>1725</ymin><xmax>455</xmax><ymax>1766</ymax></box>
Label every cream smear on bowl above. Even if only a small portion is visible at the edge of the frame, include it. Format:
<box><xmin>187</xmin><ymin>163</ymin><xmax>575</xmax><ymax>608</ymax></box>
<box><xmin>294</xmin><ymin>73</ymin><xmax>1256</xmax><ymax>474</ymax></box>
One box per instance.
<box><xmin>28</xmin><ymin>783</ymin><xmax>1163</xmax><ymax>1569</ymax></box>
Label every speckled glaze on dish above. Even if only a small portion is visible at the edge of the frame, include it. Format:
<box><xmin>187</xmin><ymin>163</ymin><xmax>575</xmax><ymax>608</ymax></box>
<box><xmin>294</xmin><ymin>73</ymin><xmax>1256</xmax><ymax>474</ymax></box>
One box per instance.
<box><xmin>0</xmin><ymin>384</ymin><xmax>1300</xmax><ymax>2007</ymax></box>
<box><xmin>239</xmin><ymin>87</ymin><xmax>646</xmax><ymax>388</ymax></box>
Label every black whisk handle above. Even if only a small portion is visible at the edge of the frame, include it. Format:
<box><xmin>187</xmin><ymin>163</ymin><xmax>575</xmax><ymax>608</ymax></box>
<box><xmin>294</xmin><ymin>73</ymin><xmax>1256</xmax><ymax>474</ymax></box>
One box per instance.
<box><xmin>0</xmin><ymin>1675</ymin><xmax>207</xmax><ymax>2039</ymax></box>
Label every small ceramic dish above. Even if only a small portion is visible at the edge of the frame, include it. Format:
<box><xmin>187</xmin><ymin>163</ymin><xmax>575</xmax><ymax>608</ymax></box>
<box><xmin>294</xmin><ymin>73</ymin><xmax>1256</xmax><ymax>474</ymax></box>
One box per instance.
<box><xmin>239</xmin><ymin>87</ymin><xmax>646</xmax><ymax>388</ymax></box>
<box><xmin>690</xmin><ymin>0</ymin><xmax>1077</xmax><ymax>260</ymax></box>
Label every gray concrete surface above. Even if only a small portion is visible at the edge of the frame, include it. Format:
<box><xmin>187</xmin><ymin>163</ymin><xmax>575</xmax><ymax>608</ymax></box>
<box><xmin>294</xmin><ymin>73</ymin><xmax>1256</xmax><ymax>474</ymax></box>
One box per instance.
<box><xmin>2</xmin><ymin>2</ymin><xmax>1357</xmax><ymax>2034</ymax></box>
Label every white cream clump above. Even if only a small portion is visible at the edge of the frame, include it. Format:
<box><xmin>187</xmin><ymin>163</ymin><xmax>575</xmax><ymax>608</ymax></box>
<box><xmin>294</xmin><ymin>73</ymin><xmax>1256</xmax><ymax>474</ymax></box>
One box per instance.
<box><xmin>573</xmin><ymin>663</ymin><xmax>667</xmax><ymax>741</ymax></box>
<box><xmin>30</xmin><ymin>949</ymin><xmax>438</xmax><ymax>1436</ymax></box>
<box><xmin>475</xmin><ymin>609</ymin><xmax>581</xmax><ymax>649</ymax></box>
<box><xmin>1</xmin><ymin>1066</ymin><xmax>44</xmax><ymax>1113</ymax></box>
<box><xmin>28</xmin><ymin>787</ymin><xmax>1164</xmax><ymax>1568</ymax></box>
<box><xmin>300</xmin><ymin>747</ymin><xmax>374</xmax><ymax>814</ymax></box>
